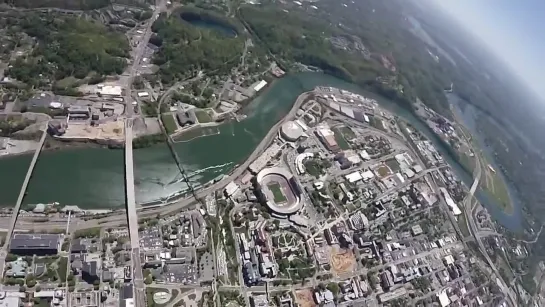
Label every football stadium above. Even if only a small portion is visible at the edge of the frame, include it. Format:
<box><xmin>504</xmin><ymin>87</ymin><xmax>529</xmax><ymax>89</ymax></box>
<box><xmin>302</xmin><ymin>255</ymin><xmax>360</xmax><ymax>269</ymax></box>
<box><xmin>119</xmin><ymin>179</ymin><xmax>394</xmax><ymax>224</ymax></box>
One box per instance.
<box><xmin>256</xmin><ymin>167</ymin><xmax>303</xmax><ymax>215</ymax></box>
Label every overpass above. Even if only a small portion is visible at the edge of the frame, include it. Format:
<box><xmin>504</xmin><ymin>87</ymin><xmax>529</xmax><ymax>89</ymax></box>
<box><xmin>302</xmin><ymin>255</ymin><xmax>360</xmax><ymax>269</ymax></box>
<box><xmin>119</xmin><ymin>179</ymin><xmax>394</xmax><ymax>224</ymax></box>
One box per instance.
<box><xmin>0</xmin><ymin>124</ymin><xmax>48</xmax><ymax>275</ymax></box>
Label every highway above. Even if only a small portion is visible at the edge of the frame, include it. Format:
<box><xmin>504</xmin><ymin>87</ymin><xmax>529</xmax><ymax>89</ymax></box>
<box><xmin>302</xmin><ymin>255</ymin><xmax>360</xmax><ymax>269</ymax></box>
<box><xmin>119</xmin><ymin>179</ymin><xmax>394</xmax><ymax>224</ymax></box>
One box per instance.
<box><xmin>0</xmin><ymin>124</ymin><xmax>47</xmax><ymax>276</ymax></box>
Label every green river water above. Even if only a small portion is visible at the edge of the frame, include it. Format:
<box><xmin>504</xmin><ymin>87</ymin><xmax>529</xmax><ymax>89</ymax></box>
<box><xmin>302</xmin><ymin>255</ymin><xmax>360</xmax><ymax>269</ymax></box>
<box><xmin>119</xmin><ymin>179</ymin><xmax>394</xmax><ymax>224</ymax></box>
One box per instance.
<box><xmin>0</xmin><ymin>72</ymin><xmax>522</xmax><ymax>230</ymax></box>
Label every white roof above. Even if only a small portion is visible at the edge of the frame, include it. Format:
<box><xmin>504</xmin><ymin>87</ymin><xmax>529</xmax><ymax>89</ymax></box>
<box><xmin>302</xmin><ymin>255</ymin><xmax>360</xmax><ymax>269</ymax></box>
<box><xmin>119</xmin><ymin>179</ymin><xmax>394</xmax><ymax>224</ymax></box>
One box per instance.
<box><xmin>99</xmin><ymin>85</ymin><xmax>122</xmax><ymax>96</ymax></box>
<box><xmin>253</xmin><ymin>80</ymin><xmax>267</xmax><ymax>92</ymax></box>
<box><xmin>345</xmin><ymin>171</ymin><xmax>363</xmax><ymax>183</ymax></box>
<box><xmin>137</xmin><ymin>91</ymin><xmax>149</xmax><ymax>97</ymax></box>
<box><xmin>361</xmin><ymin>170</ymin><xmax>375</xmax><ymax>181</ymax></box>
<box><xmin>49</xmin><ymin>102</ymin><xmax>63</xmax><ymax>109</ymax></box>
<box><xmin>437</xmin><ymin>290</ymin><xmax>450</xmax><ymax>307</ymax></box>
<box><xmin>444</xmin><ymin>255</ymin><xmax>455</xmax><ymax>265</ymax></box>
<box><xmin>440</xmin><ymin>188</ymin><xmax>462</xmax><ymax>215</ymax></box>
<box><xmin>317</xmin><ymin>124</ymin><xmax>334</xmax><ymax>137</ymax></box>
<box><xmin>34</xmin><ymin>291</ymin><xmax>55</xmax><ymax>298</ymax></box>
<box><xmin>225</xmin><ymin>182</ymin><xmax>240</xmax><ymax>197</ymax></box>
<box><xmin>296</xmin><ymin>152</ymin><xmax>314</xmax><ymax>175</ymax></box>
<box><xmin>346</xmin><ymin>154</ymin><xmax>361</xmax><ymax>164</ymax></box>
<box><xmin>359</xmin><ymin>150</ymin><xmax>370</xmax><ymax>160</ymax></box>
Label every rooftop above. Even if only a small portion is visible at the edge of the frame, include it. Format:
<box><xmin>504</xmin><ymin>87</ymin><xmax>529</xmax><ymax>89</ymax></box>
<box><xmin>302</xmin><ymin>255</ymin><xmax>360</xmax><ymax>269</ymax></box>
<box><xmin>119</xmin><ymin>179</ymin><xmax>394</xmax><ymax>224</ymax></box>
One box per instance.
<box><xmin>10</xmin><ymin>233</ymin><xmax>61</xmax><ymax>251</ymax></box>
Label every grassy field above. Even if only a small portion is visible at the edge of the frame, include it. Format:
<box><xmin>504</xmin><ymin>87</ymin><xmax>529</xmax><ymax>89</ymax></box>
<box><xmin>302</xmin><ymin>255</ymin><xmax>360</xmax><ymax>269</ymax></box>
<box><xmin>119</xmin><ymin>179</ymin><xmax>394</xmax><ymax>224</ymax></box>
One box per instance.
<box><xmin>385</xmin><ymin>158</ymin><xmax>401</xmax><ymax>172</ymax></box>
<box><xmin>268</xmin><ymin>182</ymin><xmax>287</xmax><ymax>203</ymax></box>
<box><xmin>339</xmin><ymin>126</ymin><xmax>356</xmax><ymax>140</ymax></box>
<box><xmin>161</xmin><ymin>113</ymin><xmax>178</xmax><ymax>134</ymax></box>
<box><xmin>195</xmin><ymin>109</ymin><xmax>213</xmax><ymax>123</ymax></box>
<box><xmin>331</xmin><ymin>127</ymin><xmax>351</xmax><ymax>150</ymax></box>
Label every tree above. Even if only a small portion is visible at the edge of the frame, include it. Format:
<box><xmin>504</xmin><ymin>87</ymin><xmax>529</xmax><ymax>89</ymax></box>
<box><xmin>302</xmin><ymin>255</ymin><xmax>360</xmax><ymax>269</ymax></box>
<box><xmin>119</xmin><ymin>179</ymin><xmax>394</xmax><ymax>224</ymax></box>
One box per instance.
<box><xmin>144</xmin><ymin>275</ymin><xmax>153</xmax><ymax>285</ymax></box>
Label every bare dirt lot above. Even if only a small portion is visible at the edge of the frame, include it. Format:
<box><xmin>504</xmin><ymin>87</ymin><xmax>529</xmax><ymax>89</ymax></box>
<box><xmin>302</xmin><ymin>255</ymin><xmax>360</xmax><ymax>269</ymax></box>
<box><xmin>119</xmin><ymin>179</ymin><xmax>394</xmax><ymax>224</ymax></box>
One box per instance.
<box><xmin>295</xmin><ymin>289</ymin><xmax>317</xmax><ymax>307</ymax></box>
<box><xmin>329</xmin><ymin>246</ymin><xmax>357</xmax><ymax>275</ymax></box>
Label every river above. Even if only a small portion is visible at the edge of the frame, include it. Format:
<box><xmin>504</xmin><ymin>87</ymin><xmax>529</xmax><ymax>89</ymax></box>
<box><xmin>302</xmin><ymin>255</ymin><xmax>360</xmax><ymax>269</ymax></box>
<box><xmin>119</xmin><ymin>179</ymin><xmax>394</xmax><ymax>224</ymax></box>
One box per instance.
<box><xmin>0</xmin><ymin>72</ymin><xmax>522</xmax><ymax>230</ymax></box>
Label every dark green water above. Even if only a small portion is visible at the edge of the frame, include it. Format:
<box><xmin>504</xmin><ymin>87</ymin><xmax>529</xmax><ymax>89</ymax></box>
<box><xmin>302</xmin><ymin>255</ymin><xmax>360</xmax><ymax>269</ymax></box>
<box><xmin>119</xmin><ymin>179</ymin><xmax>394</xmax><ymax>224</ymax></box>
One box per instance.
<box><xmin>0</xmin><ymin>72</ymin><xmax>522</xmax><ymax>230</ymax></box>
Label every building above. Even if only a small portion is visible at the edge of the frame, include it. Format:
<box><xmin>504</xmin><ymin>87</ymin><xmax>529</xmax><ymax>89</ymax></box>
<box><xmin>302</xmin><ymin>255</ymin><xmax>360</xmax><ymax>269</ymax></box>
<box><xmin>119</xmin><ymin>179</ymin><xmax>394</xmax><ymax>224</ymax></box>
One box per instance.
<box><xmin>280</xmin><ymin>121</ymin><xmax>304</xmax><ymax>142</ymax></box>
<box><xmin>276</xmin><ymin>294</ymin><xmax>293</xmax><ymax>307</ymax></box>
<box><xmin>380</xmin><ymin>270</ymin><xmax>394</xmax><ymax>289</ymax></box>
<box><xmin>176</xmin><ymin>110</ymin><xmax>197</xmax><ymax>127</ymax></box>
<box><xmin>295</xmin><ymin>152</ymin><xmax>314</xmax><ymax>175</ymax></box>
<box><xmin>97</xmin><ymin>85</ymin><xmax>122</xmax><ymax>96</ymax></box>
<box><xmin>82</xmin><ymin>261</ymin><xmax>99</xmax><ymax>283</ymax></box>
<box><xmin>411</xmin><ymin>225</ymin><xmax>423</xmax><ymax>236</ymax></box>
<box><xmin>5</xmin><ymin>257</ymin><xmax>27</xmax><ymax>277</ymax></box>
<box><xmin>0</xmin><ymin>293</ymin><xmax>21</xmax><ymax>307</ymax></box>
<box><xmin>440</xmin><ymin>188</ymin><xmax>462</xmax><ymax>216</ymax></box>
<box><xmin>49</xmin><ymin>101</ymin><xmax>63</xmax><ymax>109</ymax></box>
<box><xmin>71</xmin><ymin>239</ymin><xmax>88</xmax><ymax>254</ymax></box>
<box><xmin>68</xmin><ymin>106</ymin><xmax>90</xmax><ymax>119</ymax></box>
<box><xmin>10</xmin><ymin>233</ymin><xmax>61</xmax><ymax>255</ymax></box>
<box><xmin>345</xmin><ymin>171</ymin><xmax>363</xmax><ymax>183</ymax></box>
<box><xmin>251</xmin><ymin>294</ymin><xmax>269</xmax><ymax>307</ymax></box>
<box><xmin>437</xmin><ymin>290</ymin><xmax>450</xmax><ymax>307</ymax></box>
<box><xmin>349</xmin><ymin>212</ymin><xmax>369</xmax><ymax>230</ymax></box>
<box><xmin>252</xmin><ymin>80</ymin><xmax>268</xmax><ymax>92</ymax></box>
<box><xmin>315</xmin><ymin>125</ymin><xmax>340</xmax><ymax>152</ymax></box>
<box><xmin>191</xmin><ymin>212</ymin><xmax>205</xmax><ymax>239</ymax></box>
<box><xmin>314</xmin><ymin>290</ymin><xmax>334</xmax><ymax>305</ymax></box>
<box><xmin>120</xmin><ymin>284</ymin><xmax>133</xmax><ymax>307</ymax></box>
<box><xmin>378</xmin><ymin>287</ymin><xmax>408</xmax><ymax>303</ymax></box>
<box><xmin>224</xmin><ymin>182</ymin><xmax>240</xmax><ymax>198</ymax></box>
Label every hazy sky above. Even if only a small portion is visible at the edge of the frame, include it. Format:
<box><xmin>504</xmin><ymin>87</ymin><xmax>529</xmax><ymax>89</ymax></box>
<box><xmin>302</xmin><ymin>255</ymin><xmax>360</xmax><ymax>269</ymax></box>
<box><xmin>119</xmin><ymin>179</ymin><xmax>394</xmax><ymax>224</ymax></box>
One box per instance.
<box><xmin>433</xmin><ymin>0</ymin><xmax>545</xmax><ymax>100</ymax></box>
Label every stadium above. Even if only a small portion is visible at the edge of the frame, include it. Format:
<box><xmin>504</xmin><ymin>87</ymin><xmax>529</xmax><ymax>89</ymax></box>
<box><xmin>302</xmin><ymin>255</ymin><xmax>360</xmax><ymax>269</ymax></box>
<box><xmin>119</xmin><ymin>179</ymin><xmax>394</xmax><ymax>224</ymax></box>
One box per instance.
<box><xmin>255</xmin><ymin>167</ymin><xmax>303</xmax><ymax>215</ymax></box>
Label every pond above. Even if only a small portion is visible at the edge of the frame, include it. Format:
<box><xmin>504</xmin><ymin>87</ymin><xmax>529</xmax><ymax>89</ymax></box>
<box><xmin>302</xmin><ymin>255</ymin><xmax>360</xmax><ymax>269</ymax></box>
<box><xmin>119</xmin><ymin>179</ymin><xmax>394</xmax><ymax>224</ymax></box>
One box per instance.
<box><xmin>180</xmin><ymin>12</ymin><xmax>237</xmax><ymax>37</ymax></box>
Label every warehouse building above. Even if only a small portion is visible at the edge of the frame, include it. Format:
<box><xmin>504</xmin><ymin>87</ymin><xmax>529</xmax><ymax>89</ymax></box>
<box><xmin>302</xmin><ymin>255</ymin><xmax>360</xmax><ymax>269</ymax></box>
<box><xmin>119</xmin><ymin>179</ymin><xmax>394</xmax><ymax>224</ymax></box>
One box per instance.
<box><xmin>315</xmin><ymin>124</ymin><xmax>340</xmax><ymax>152</ymax></box>
<box><xmin>10</xmin><ymin>233</ymin><xmax>61</xmax><ymax>255</ymax></box>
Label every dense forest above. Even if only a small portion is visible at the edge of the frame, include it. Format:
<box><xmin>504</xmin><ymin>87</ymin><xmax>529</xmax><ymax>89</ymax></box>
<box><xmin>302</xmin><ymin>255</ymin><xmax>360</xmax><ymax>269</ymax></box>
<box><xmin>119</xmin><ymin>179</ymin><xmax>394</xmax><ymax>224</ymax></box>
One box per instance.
<box><xmin>151</xmin><ymin>11</ymin><xmax>244</xmax><ymax>84</ymax></box>
<box><xmin>239</xmin><ymin>1</ymin><xmax>452</xmax><ymax>116</ymax></box>
<box><xmin>4</xmin><ymin>15</ymin><xmax>129</xmax><ymax>88</ymax></box>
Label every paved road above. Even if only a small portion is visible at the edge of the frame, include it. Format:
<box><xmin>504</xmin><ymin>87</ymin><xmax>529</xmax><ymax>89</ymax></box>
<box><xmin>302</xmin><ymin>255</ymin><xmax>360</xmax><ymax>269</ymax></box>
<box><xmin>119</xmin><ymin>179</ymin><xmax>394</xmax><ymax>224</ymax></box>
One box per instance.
<box><xmin>124</xmin><ymin>0</ymin><xmax>166</xmax><ymax>117</ymax></box>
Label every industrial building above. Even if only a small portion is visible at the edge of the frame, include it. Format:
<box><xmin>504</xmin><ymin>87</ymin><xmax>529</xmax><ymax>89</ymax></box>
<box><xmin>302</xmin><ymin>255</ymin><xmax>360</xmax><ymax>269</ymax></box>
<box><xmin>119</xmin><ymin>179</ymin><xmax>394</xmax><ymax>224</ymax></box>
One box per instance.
<box><xmin>315</xmin><ymin>124</ymin><xmax>340</xmax><ymax>152</ymax></box>
<box><xmin>68</xmin><ymin>105</ymin><xmax>91</xmax><ymax>120</ymax></box>
<box><xmin>10</xmin><ymin>233</ymin><xmax>61</xmax><ymax>255</ymax></box>
<box><xmin>97</xmin><ymin>85</ymin><xmax>122</xmax><ymax>97</ymax></box>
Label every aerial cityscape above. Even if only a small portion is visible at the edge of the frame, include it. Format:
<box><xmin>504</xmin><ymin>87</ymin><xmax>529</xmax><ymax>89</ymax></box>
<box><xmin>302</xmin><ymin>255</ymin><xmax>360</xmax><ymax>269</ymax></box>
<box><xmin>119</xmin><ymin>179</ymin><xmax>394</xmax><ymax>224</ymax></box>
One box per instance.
<box><xmin>0</xmin><ymin>0</ymin><xmax>543</xmax><ymax>307</ymax></box>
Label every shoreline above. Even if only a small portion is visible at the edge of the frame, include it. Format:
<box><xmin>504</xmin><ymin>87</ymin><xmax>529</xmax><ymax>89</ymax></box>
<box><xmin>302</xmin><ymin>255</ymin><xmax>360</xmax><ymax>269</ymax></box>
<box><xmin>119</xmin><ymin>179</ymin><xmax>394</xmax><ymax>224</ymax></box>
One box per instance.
<box><xmin>133</xmin><ymin>90</ymin><xmax>314</xmax><ymax>209</ymax></box>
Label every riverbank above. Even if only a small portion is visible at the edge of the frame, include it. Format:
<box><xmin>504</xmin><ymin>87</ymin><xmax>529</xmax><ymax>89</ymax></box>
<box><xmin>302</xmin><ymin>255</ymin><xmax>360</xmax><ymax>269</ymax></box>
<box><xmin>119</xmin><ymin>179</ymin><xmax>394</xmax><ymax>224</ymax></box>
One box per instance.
<box><xmin>0</xmin><ymin>72</ymin><xmax>523</xmax><ymax>231</ymax></box>
<box><xmin>448</xmin><ymin>101</ymin><xmax>515</xmax><ymax>215</ymax></box>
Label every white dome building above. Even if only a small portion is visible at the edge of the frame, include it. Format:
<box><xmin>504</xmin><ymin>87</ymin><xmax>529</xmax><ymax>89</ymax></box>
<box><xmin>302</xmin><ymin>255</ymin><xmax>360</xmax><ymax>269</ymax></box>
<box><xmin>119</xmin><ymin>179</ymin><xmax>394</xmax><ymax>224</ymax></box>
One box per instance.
<box><xmin>280</xmin><ymin>121</ymin><xmax>303</xmax><ymax>141</ymax></box>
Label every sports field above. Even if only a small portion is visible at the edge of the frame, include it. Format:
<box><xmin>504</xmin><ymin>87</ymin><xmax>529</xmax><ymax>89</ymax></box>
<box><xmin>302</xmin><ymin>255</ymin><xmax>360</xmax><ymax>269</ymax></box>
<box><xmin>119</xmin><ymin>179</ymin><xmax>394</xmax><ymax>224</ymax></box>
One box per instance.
<box><xmin>267</xmin><ymin>182</ymin><xmax>287</xmax><ymax>203</ymax></box>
